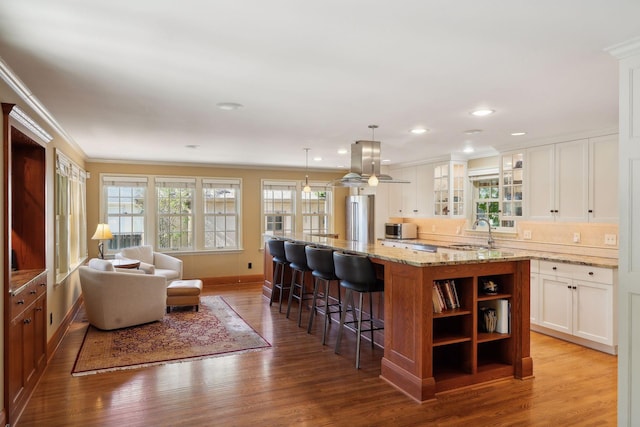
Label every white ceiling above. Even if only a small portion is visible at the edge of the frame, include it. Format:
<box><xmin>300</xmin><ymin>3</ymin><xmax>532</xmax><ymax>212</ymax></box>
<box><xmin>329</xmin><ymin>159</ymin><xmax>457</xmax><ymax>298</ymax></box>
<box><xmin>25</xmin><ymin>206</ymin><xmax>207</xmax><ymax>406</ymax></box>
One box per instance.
<box><xmin>1</xmin><ymin>1</ymin><xmax>639</xmax><ymax>170</ymax></box>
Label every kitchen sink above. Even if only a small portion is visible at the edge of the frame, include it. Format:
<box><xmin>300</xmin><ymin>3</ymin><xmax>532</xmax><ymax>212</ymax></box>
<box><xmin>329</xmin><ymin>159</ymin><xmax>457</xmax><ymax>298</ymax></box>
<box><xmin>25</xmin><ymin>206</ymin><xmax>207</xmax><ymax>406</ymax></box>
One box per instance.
<box><xmin>408</xmin><ymin>243</ymin><xmax>438</xmax><ymax>253</ymax></box>
<box><xmin>447</xmin><ymin>244</ymin><xmax>491</xmax><ymax>251</ymax></box>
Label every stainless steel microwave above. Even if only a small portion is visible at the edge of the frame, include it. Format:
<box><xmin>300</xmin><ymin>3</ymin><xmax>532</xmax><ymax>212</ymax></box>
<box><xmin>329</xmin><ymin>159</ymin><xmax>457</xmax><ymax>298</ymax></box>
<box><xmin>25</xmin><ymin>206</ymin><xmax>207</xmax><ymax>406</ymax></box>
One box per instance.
<box><xmin>384</xmin><ymin>222</ymin><xmax>417</xmax><ymax>239</ymax></box>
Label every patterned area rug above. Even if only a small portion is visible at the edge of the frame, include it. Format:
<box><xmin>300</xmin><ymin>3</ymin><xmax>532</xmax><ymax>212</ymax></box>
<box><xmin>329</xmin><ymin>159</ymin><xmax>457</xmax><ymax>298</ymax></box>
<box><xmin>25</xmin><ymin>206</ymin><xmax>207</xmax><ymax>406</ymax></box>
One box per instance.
<box><xmin>72</xmin><ymin>295</ymin><xmax>270</xmax><ymax>376</ymax></box>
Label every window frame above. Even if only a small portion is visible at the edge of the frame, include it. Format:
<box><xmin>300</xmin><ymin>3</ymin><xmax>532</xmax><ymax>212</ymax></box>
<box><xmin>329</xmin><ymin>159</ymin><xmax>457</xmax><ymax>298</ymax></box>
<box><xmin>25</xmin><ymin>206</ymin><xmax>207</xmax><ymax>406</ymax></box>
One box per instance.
<box><xmin>99</xmin><ymin>174</ymin><xmax>243</xmax><ymax>255</ymax></box>
<box><xmin>55</xmin><ymin>150</ymin><xmax>87</xmax><ymax>283</ymax></box>
<box><xmin>261</xmin><ymin>179</ymin><xmax>335</xmax><ymax>237</ymax></box>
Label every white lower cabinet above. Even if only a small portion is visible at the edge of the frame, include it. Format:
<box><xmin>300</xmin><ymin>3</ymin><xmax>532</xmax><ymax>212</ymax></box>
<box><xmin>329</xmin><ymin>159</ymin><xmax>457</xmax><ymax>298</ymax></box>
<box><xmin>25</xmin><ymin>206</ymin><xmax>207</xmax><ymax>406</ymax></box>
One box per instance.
<box><xmin>531</xmin><ymin>260</ymin><xmax>617</xmax><ymax>354</ymax></box>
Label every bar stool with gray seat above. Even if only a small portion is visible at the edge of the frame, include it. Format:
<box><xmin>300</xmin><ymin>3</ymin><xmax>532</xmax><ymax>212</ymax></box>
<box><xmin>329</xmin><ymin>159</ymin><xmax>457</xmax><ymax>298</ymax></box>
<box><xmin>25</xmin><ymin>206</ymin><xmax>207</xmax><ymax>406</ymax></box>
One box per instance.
<box><xmin>333</xmin><ymin>251</ymin><xmax>385</xmax><ymax>369</ymax></box>
<box><xmin>305</xmin><ymin>245</ymin><xmax>342</xmax><ymax>345</ymax></box>
<box><xmin>267</xmin><ymin>238</ymin><xmax>291</xmax><ymax>313</ymax></box>
<box><xmin>284</xmin><ymin>241</ymin><xmax>313</xmax><ymax>327</ymax></box>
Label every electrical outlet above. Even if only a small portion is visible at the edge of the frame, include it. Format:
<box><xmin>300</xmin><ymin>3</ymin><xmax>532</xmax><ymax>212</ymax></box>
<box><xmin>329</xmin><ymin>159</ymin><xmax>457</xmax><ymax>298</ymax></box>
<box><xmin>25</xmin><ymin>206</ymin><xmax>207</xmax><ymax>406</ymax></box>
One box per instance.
<box><xmin>523</xmin><ymin>230</ymin><xmax>532</xmax><ymax>240</ymax></box>
<box><xmin>248</xmin><ymin>262</ymin><xmax>252</xmax><ymax>269</ymax></box>
<box><xmin>604</xmin><ymin>234</ymin><xmax>617</xmax><ymax>246</ymax></box>
<box><xmin>573</xmin><ymin>232</ymin><xmax>581</xmax><ymax>243</ymax></box>
<box><xmin>456</xmin><ymin>226</ymin><xmax>461</xmax><ymax>235</ymax></box>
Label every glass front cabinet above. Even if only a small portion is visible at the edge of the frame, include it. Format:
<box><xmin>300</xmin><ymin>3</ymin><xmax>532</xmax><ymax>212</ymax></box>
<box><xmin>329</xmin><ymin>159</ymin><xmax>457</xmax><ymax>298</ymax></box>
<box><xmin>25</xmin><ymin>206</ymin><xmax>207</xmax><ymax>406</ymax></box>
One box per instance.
<box><xmin>434</xmin><ymin>160</ymin><xmax>466</xmax><ymax>217</ymax></box>
<box><xmin>500</xmin><ymin>151</ymin><xmax>524</xmax><ymax>227</ymax></box>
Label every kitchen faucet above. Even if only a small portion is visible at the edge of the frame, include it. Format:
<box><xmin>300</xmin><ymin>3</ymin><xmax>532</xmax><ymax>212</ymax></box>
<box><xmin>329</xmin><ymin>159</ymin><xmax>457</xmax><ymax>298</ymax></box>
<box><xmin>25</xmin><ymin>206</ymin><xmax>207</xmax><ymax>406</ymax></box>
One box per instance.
<box><xmin>473</xmin><ymin>218</ymin><xmax>495</xmax><ymax>248</ymax></box>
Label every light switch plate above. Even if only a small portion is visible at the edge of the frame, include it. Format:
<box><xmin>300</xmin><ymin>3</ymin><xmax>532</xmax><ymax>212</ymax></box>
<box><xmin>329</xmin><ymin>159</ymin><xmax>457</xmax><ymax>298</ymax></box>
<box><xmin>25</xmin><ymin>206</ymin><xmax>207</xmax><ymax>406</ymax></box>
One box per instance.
<box><xmin>604</xmin><ymin>234</ymin><xmax>617</xmax><ymax>246</ymax></box>
<box><xmin>573</xmin><ymin>232</ymin><xmax>581</xmax><ymax>243</ymax></box>
<box><xmin>523</xmin><ymin>230</ymin><xmax>532</xmax><ymax>240</ymax></box>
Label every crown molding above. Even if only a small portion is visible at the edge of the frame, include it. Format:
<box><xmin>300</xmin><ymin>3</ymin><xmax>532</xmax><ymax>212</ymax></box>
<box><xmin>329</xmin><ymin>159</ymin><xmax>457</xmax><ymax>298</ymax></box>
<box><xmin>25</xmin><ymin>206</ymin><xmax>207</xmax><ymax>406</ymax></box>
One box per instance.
<box><xmin>606</xmin><ymin>36</ymin><xmax>640</xmax><ymax>59</ymax></box>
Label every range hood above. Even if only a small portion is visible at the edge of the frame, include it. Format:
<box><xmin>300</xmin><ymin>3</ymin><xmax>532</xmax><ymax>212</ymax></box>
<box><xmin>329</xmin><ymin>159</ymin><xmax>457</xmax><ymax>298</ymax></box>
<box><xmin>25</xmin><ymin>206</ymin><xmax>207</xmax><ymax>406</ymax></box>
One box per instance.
<box><xmin>333</xmin><ymin>140</ymin><xmax>409</xmax><ymax>187</ymax></box>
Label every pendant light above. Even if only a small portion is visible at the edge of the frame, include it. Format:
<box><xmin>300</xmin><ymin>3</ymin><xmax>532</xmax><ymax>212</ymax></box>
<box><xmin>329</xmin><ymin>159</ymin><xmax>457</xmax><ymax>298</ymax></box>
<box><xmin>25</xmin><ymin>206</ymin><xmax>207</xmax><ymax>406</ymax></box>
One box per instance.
<box><xmin>303</xmin><ymin>148</ymin><xmax>311</xmax><ymax>193</ymax></box>
<box><xmin>367</xmin><ymin>125</ymin><xmax>379</xmax><ymax>187</ymax></box>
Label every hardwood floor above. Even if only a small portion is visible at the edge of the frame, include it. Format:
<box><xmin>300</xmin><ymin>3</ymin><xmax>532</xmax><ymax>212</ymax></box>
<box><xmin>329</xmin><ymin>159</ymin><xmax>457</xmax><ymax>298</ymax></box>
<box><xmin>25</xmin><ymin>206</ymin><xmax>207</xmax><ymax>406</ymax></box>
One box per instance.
<box><xmin>18</xmin><ymin>282</ymin><xmax>617</xmax><ymax>426</ymax></box>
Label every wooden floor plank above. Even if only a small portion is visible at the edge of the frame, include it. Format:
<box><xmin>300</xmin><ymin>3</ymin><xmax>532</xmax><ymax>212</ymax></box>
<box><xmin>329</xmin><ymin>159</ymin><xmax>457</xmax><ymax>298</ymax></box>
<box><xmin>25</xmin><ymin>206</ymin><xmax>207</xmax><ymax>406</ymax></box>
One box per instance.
<box><xmin>17</xmin><ymin>282</ymin><xmax>617</xmax><ymax>426</ymax></box>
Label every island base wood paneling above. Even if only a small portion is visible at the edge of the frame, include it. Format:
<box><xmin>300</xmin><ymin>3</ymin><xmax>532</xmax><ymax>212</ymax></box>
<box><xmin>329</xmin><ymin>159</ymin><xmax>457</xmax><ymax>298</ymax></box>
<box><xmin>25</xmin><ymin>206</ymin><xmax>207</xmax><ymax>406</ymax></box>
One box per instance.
<box><xmin>376</xmin><ymin>258</ymin><xmax>533</xmax><ymax>402</ymax></box>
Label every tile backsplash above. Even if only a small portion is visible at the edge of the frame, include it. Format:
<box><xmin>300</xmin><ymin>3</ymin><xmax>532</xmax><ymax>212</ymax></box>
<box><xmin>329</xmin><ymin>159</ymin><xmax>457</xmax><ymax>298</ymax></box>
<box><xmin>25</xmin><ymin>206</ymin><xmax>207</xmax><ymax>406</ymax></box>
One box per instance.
<box><xmin>388</xmin><ymin>217</ymin><xmax>618</xmax><ymax>259</ymax></box>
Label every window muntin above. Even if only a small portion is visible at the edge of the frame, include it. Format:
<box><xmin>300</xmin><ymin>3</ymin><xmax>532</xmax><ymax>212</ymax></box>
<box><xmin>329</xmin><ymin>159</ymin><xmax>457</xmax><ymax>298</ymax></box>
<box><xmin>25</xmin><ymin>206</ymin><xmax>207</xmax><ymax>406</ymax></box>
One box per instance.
<box><xmin>473</xmin><ymin>176</ymin><xmax>500</xmax><ymax>227</ymax></box>
<box><xmin>156</xmin><ymin>177</ymin><xmax>195</xmax><ymax>251</ymax></box>
<box><xmin>103</xmin><ymin>176</ymin><xmax>147</xmax><ymax>251</ymax></box>
<box><xmin>203</xmin><ymin>179</ymin><xmax>241</xmax><ymax>249</ymax></box>
<box><xmin>301</xmin><ymin>186</ymin><xmax>331</xmax><ymax>234</ymax></box>
<box><xmin>263</xmin><ymin>181</ymin><xmax>296</xmax><ymax>235</ymax></box>
<box><xmin>55</xmin><ymin>151</ymin><xmax>87</xmax><ymax>282</ymax></box>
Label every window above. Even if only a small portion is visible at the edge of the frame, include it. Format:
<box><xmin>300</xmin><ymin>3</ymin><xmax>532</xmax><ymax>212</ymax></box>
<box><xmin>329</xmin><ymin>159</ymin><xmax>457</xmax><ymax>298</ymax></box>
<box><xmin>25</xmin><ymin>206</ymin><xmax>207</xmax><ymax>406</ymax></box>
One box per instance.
<box><xmin>103</xmin><ymin>176</ymin><xmax>147</xmax><ymax>251</ymax></box>
<box><xmin>156</xmin><ymin>177</ymin><xmax>195</xmax><ymax>251</ymax></box>
<box><xmin>261</xmin><ymin>180</ymin><xmax>334</xmax><ymax>236</ymax></box>
<box><xmin>301</xmin><ymin>185</ymin><xmax>332</xmax><ymax>234</ymax></box>
<box><xmin>100</xmin><ymin>174</ymin><xmax>242</xmax><ymax>254</ymax></box>
<box><xmin>55</xmin><ymin>151</ymin><xmax>87</xmax><ymax>282</ymax></box>
<box><xmin>203</xmin><ymin>179</ymin><xmax>241</xmax><ymax>249</ymax></box>
<box><xmin>473</xmin><ymin>176</ymin><xmax>500</xmax><ymax>227</ymax></box>
<box><xmin>263</xmin><ymin>181</ymin><xmax>296</xmax><ymax>235</ymax></box>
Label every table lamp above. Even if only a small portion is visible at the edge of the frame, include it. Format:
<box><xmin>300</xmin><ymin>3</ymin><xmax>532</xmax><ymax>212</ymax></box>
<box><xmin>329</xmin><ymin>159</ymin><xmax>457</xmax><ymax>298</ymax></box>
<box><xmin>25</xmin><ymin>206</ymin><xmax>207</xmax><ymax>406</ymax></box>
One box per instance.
<box><xmin>91</xmin><ymin>223</ymin><xmax>113</xmax><ymax>259</ymax></box>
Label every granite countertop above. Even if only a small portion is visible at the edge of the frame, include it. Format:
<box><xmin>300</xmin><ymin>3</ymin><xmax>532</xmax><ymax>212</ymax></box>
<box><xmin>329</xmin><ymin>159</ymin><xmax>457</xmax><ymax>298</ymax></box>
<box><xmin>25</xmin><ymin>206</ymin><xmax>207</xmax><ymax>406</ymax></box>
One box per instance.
<box><xmin>267</xmin><ymin>234</ymin><xmax>618</xmax><ymax>269</ymax></box>
<box><xmin>382</xmin><ymin>238</ymin><xmax>618</xmax><ymax>269</ymax></box>
<box><xmin>269</xmin><ymin>234</ymin><xmax>531</xmax><ymax>267</ymax></box>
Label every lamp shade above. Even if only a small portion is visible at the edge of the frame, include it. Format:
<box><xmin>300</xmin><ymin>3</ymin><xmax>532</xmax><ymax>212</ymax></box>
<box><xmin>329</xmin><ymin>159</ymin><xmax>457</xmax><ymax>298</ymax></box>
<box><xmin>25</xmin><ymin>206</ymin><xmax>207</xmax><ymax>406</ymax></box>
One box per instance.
<box><xmin>92</xmin><ymin>223</ymin><xmax>113</xmax><ymax>240</ymax></box>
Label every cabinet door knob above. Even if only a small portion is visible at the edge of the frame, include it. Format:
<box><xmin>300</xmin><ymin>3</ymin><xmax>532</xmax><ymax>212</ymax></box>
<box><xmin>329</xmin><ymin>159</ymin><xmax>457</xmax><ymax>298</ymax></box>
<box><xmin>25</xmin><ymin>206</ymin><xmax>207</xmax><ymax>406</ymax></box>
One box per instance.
<box><xmin>573</xmin><ymin>286</ymin><xmax>577</xmax><ymax>290</ymax></box>
<box><xmin>17</xmin><ymin>300</ymin><xmax>24</xmax><ymax>305</ymax></box>
<box><xmin>30</xmin><ymin>290</ymin><xmax>37</xmax><ymax>294</ymax></box>
<box><xmin>588</xmin><ymin>272</ymin><xmax>594</xmax><ymax>276</ymax></box>
<box><xmin>588</xmin><ymin>209</ymin><xmax>593</xmax><ymax>213</ymax></box>
<box><xmin>40</xmin><ymin>283</ymin><xmax>46</xmax><ymax>287</ymax></box>
<box><xmin>552</xmin><ymin>266</ymin><xmax>557</xmax><ymax>270</ymax></box>
<box><xmin>36</xmin><ymin>307</ymin><xmax>43</xmax><ymax>312</ymax></box>
<box><xmin>23</xmin><ymin>318</ymin><xmax>31</xmax><ymax>324</ymax></box>
<box><xmin>567</xmin><ymin>285</ymin><xmax>572</xmax><ymax>289</ymax></box>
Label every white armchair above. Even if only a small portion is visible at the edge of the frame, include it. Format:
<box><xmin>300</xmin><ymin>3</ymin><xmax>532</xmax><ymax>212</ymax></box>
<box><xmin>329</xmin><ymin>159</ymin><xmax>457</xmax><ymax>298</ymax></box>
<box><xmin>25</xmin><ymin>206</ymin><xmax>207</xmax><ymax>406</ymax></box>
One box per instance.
<box><xmin>79</xmin><ymin>258</ymin><xmax>167</xmax><ymax>330</ymax></box>
<box><xmin>116</xmin><ymin>245</ymin><xmax>183</xmax><ymax>282</ymax></box>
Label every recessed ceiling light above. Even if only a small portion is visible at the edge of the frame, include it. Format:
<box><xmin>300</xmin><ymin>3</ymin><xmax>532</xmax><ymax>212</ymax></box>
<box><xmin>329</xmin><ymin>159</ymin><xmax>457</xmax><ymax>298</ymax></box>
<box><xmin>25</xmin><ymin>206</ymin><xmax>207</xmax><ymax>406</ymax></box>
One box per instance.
<box><xmin>313</xmin><ymin>156</ymin><xmax>322</xmax><ymax>161</ymax></box>
<box><xmin>382</xmin><ymin>159</ymin><xmax>391</xmax><ymax>163</ymax></box>
<box><xmin>464</xmin><ymin>129</ymin><xmax>483</xmax><ymax>135</ymax></box>
<box><xmin>463</xmin><ymin>146</ymin><xmax>475</xmax><ymax>153</ymax></box>
<box><xmin>216</xmin><ymin>102</ymin><xmax>244</xmax><ymax>111</ymax></box>
<box><xmin>185</xmin><ymin>144</ymin><xmax>199</xmax><ymax>149</ymax></box>
<box><xmin>410</xmin><ymin>128</ymin><xmax>429</xmax><ymax>134</ymax></box>
<box><xmin>470</xmin><ymin>109</ymin><xmax>495</xmax><ymax>117</ymax></box>
<box><xmin>337</xmin><ymin>148</ymin><xmax>348</xmax><ymax>155</ymax></box>
<box><xmin>511</xmin><ymin>132</ymin><xmax>527</xmax><ymax>136</ymax></box>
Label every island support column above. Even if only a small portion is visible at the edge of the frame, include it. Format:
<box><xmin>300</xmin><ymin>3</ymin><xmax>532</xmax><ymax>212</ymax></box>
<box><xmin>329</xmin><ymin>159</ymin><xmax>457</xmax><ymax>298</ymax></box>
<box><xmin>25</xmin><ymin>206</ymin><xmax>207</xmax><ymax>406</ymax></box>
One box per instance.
<box><xmin>376</xmin><ymin>259</ymin><xmax>533</xmax><ymax>402</ymax></box>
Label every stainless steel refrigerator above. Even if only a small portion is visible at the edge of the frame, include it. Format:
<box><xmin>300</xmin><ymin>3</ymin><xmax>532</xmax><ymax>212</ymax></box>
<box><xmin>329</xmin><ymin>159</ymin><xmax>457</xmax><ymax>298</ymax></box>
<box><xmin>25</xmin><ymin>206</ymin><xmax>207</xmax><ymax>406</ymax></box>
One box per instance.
<box><xmin>346</xmin><ymin>194</ymin><xmax>375</xmax><ymax>244</ymax></box>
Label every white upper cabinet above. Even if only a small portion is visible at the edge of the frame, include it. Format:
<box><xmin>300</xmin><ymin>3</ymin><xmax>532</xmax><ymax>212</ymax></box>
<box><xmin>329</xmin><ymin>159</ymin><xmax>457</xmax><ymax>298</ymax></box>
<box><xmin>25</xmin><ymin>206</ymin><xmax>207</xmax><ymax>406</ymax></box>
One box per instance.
<box><xmin>388</xmin><ymin>164</ymin><xmax>434</xmax><ymax>218</ymax></box>
<box><xmin>588</xmin><ymin>134</ymin><xmax>618</xmax><ymax>223</ymax></box>
<box><xmin>400</xmin><ymin>166</ymin><xmax>417</xmax><ymax>217</ymax></box>
<box><xmin>434</xmin><ymin>161</ymin><xmax>466</xmax><ymax>217</ymax></box>
<box><xmin>555</xmin><ymin>139</ymin><xmax>589</xmax><ymax>222</ymax></box>
<box><xmin>526</xmin><ymin>137</ymin><xmax>615</xmax><ymax>222</ymax></box>
<box><xmin>388</xmin><ymin>167</ymin><xmax>403</xmax><ymax>217</ymax></box>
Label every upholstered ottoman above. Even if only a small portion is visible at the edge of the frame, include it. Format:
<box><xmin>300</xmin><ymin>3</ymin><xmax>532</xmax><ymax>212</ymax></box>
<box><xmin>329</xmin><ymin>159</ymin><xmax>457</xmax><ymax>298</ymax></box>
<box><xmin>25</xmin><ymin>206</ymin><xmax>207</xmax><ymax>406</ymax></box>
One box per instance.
<box><xmin>166</xmin><ymin>279</ymin><xmax>203</xmax><ymax>313</ymax></box>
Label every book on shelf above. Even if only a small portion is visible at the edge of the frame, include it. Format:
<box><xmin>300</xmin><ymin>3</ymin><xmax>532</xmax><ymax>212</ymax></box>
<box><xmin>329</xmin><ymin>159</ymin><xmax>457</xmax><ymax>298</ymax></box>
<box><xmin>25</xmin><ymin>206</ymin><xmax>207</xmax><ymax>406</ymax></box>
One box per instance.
<box><xmin>481</xmin><ymin>299</ymin><xmax>510</xmax><ymax>333</ymax></box>
<box><xmin>432</xmin><ymin>280</ymin><xmax>460</xmax><ymax>313</ymax></box>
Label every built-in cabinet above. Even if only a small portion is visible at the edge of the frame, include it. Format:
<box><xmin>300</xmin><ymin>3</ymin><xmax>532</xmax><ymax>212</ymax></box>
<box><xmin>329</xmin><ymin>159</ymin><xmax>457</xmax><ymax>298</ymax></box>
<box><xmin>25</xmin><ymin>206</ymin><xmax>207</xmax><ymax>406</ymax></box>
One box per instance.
<box><xmin>526</xmin><ymin>136</ymin><xmax>617</xmax><ymax>223</ymax></box>
<box><xmin>500</xmin><ymin>151</ymin><xmax>524</xmax><ymax>227</ymax></box>
<box><xmin>434</xmin><ymin>160</ymin><xmax>466</xmax><ymax>217</ymax></box>
<box><xmin>530</xmin><ymin>260</ymin><xmax>617</xmax><ymax>354</ymax></box>
<box><xmin>3</xmin><ymin>103</ymin><xmax>49</xmax><ymax>426</ymax></box>
<box><xmin>388</xmin><ymin>163</ymin><xmax>433</xmax><ymax>218</ymax></box>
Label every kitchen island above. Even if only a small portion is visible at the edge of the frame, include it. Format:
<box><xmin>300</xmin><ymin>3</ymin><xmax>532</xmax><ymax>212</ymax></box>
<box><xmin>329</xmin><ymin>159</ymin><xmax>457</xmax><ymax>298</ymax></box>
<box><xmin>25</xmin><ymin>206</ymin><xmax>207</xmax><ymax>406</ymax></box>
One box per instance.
<box><xmin>263</xmin><ymin>234</ymin><xmax>533</xmax><ymax>401</ymax></box>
